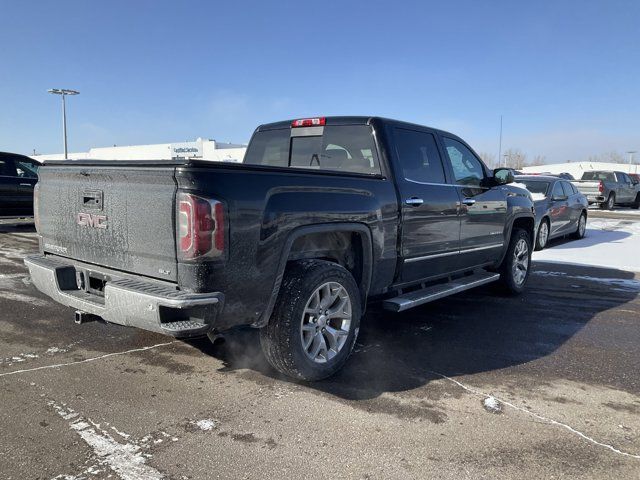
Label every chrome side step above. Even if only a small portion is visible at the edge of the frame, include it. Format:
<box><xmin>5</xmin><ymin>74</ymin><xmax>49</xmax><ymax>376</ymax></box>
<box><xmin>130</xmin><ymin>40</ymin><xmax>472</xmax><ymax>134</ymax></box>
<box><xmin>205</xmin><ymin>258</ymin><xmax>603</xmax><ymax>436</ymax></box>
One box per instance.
<box><xmin>383</xmin><ymin>271</ymin><xmax>500</xmax><ymax>312</ymax></box>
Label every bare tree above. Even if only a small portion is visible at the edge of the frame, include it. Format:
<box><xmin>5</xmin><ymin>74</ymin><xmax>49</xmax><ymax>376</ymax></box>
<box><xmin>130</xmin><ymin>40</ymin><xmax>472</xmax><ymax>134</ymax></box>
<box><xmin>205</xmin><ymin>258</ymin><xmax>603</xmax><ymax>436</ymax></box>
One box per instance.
<box><xmin>503</xmin><ymin>148</ymin><xmax>527</xmax><ymax>170</ymax></box>
<box><xmin>530</xmin><ymin>155</ymin><xmax>546</xmax><ymax>166</ymax></box>
<box><xmin>478</xmin><ymin>152</ymin><xmax>496</xmax><ymax>168</ymax></box>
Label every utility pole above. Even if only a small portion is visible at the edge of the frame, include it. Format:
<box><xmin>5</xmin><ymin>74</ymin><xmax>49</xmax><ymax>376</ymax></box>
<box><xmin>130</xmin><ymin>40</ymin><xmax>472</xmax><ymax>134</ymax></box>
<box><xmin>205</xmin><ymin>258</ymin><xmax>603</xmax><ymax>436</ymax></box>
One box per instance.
<box><xmin>47</xmin><ymin>88</ymin><xmax>80</xmax><ymax>159</ymax></box>
<box><xmin>626</xmin><ymin>150</ymin><xmax>637</xmax><ymax>165</ymax></box>
<box><xmin>497</xmin><ymin>115</ymin><xmax>503</xmax><ymax>168</ymax></box>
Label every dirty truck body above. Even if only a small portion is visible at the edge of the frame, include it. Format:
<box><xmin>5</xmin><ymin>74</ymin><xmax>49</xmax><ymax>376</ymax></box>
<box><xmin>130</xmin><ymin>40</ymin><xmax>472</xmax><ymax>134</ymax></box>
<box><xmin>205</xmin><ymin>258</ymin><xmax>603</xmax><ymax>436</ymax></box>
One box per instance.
<box><xmin>25</xmin><ymin>117</ymin><xmax>535</xmax><ymax>380</ymax></box>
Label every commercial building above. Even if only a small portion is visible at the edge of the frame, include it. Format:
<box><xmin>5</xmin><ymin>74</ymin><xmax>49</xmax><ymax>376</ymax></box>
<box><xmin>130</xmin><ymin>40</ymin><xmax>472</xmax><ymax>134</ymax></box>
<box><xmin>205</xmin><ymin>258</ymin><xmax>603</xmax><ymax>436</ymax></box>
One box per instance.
<box><xmin>32</xmin><ymin>138</ymin><xmax>246</xmax><ymax>163</ymax></box>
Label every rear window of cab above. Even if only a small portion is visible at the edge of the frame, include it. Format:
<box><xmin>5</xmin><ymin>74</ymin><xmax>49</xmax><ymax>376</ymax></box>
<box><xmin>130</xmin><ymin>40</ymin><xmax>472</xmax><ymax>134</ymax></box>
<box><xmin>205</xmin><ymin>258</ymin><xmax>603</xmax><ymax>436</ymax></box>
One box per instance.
<box><xmin>243</xmin><ymin>125</ymin><xmax>381</xmax><ymax>175</ymax></box>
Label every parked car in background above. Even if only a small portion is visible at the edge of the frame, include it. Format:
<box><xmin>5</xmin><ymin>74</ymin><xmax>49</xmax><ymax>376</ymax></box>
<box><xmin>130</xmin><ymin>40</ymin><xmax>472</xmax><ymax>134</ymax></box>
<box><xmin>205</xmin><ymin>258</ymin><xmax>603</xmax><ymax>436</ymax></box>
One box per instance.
<box><xmin>629</xmin><ymin>173</ymin><xmax>640</xmax><ymax>185</ymax></box>
<box><xmin>571</xmin><ymin>170</ymin><xmax>640</xmax><ymax>210</ymax></box>
<box><xmin>0</xmin><ymin>152</ymin><xmax>40</xmax><ymax>218</ymax></box>
<box><xmin>25</xmin><ymin>116</ymin><xmax>536</xmax><ymax>381</ymax></box>
<box><xmin>556</xmin><ymin>172</ymin><xmax>575</xmax><ymax>180</ymax></box>
<box><xmin>516</xmin><ymin>175</ymin><xmax>588</xmax><ymax>250</ymax></box>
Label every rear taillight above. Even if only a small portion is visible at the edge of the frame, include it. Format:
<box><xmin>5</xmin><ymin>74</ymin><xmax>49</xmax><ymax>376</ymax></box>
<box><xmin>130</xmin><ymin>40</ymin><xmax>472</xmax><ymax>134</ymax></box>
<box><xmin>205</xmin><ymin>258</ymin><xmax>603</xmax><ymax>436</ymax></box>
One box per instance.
<box><xmin>177</xmin><ymin>192</ymin><xmax>225</xmax><ymax>260</ymax></box>
<box><xmin>291</xmin><ymin>117</ymin><xmax>326</xmax><ymax>128</ymax></box>
<box><xmin>33</xmin><ymin>182</ymin><xmax>40</xmax><ymax>233</ymax></box>
<box><xmin>598</xmin><ymin>181</ymin><xmax>604</xmax><ymax>193</ymax></box>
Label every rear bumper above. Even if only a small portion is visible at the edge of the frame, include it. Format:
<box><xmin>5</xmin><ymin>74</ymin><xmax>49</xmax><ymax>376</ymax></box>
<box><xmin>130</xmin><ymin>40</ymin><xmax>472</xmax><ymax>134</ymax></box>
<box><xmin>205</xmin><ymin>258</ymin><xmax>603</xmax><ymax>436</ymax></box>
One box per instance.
<box><xmin>586</xmin><ymin>194</ymin><xmax>605</xmax><ymax>203</ymax></box>
<box><xmin>24</xmin><ymin>254</ymin><xmax>223</xmax><ymax>338</ymax></box>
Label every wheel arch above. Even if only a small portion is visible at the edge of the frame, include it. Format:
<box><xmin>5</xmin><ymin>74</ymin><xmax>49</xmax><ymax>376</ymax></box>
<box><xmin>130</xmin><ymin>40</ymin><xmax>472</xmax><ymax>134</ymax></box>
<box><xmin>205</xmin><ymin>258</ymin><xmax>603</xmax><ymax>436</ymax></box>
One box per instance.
<box><xmin>257</xmin><ymin>223</ymin><xmax>373</xmax><ymax>327</ymax></box>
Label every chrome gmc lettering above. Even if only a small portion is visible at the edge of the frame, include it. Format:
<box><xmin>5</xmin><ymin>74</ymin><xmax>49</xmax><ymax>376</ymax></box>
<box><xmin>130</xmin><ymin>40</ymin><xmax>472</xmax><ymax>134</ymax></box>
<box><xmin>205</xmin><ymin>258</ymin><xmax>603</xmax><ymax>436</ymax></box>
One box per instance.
<box><xmin>76</xmin><ymin>212</ymin><xmax>108</xmax><ymax>229</ymax></box>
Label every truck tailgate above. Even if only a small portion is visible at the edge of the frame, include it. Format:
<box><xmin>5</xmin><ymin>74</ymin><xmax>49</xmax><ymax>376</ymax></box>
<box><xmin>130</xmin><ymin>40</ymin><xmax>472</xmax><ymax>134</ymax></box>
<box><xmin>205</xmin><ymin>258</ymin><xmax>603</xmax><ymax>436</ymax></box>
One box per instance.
<box><xmin>37</xmin><ymin>164</ymin><xmax>178</xmax><ymax>282</ymax></box>
<box><xmin>572</xmin><ymin>180</ymin><xmax>600</xmax><ymax>196</ymax></box>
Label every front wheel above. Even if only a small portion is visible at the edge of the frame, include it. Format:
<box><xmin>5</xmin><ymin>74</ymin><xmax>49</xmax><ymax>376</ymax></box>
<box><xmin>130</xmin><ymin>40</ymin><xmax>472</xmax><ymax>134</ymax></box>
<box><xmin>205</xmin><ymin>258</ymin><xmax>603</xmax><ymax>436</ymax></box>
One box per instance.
<box><xmin>499</xmin><ymin>228</ymin><xmax>532</xmax><ymax>295</ymax></box>
<box><xmin>534</xmin><ymin>219</ymin><xmax>549</xmax><ymax>251</ymax></box>
<box><xmin>260</xmin><ymin>259</ymin><xmax>361</xmax><ymax>381</ymax></box>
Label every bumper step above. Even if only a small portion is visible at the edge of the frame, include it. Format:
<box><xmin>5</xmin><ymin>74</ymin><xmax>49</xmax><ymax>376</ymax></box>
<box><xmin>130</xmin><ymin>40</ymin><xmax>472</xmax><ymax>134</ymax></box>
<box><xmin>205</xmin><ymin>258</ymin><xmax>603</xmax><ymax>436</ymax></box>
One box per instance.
<box><xmin>160</xmin><ymin>320</ymin><xmax>209</xmax><ymax>336</ymax></box>
<box><xmin>383</xmin><ymin>271</ymin><xmax>500</xmax><ymax>312</ymax></box>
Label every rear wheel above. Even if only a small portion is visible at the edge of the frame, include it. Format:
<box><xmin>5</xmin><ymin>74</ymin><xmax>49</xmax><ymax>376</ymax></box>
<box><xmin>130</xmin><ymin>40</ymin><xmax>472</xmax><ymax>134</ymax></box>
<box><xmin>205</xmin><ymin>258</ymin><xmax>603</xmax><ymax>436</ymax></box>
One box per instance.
<box><xmin>260</xmin><ymin>259</ymin><xmax>361</xmax><ymax>381</ymax></box>
<box><xmin>572</xmin><ymin>211</ymin><xmax>587</xmax><ymax>239</ymax></box>
<box><xmin>632</xmin><ymin>194</ymin><xmax>640</xmax><ymax>209</ymax></box>
<box><xmin>534</xmin><ymin>219</ymin><xmax>549</xmax><ymax>251</ymax></box>
<box><xmin>601</xmin><ymin>193</ymin><xmax>615</xmax><ymax>210</ymax></box>
<box><xmin>499</xmin><ymin>228</ymin><xmax>531</xmax><ymax>295</ymax></box>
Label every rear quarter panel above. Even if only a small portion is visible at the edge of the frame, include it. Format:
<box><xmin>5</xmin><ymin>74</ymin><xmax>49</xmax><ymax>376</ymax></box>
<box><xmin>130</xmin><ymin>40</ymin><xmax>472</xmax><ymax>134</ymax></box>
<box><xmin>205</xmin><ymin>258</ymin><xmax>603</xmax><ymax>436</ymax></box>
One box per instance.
<box><xmin>176</xmin><ymin>165</ymin><xmax>398</xmax><ymax>329</ymax></box>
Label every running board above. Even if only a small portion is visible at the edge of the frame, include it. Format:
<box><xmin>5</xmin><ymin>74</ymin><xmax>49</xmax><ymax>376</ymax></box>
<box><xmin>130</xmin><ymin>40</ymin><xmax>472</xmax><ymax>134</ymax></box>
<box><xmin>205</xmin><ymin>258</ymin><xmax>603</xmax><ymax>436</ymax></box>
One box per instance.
<box><xmin>383</xmin><ymin>272</ymin><xmax>500</xmax><ymax>312</ymax></box>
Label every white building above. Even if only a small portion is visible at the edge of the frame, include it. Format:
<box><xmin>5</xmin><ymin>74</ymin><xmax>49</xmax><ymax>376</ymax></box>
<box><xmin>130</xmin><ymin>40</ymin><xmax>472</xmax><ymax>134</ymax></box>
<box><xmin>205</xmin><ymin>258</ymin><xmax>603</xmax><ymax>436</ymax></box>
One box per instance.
<box><xmin>522</xmin><ymin>161</ymin><xmax>640</xmax><ymax>179</ymax></box>
<box><xmin>32</xmin><ymin>138</ymin><xmax>247</xmax><ymax>163</ymax></box>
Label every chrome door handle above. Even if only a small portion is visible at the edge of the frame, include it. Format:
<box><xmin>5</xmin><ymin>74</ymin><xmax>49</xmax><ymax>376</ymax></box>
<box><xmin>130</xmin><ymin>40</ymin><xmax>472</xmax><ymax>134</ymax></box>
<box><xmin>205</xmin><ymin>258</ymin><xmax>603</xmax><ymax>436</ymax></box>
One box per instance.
<box><xmin>462</xmin><ymin>198</ymin><xmax>476</xmax><ymax>206</ymax></box>
<box><xmin>405</xmin><ymin>197</ymin><xmax>424</xmax><ymax>207</ymax></box>
<box><xmin>20</xmin><ymin>183</ymin><xmax>33</xmax><ymax>187</ymax></box>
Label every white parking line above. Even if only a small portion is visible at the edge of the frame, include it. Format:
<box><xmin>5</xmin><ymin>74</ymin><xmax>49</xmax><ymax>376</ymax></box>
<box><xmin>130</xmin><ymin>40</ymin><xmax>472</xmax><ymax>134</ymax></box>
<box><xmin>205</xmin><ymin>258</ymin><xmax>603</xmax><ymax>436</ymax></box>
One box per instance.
<box><xmin>0</xmin><ymin>341</ymin><xmax>176</xmax><ymax>378</ymax></box>
<box><xmin>430</xmin><ymin>370</ymin><xmax>640</xmax><ymax>460</ymax></box>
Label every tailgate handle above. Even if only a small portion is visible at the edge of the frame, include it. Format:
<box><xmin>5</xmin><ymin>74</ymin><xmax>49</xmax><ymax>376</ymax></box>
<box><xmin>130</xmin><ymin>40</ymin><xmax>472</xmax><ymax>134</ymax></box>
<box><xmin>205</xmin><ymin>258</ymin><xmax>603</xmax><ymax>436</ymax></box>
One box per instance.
<box><xmin>81</xmin><ymin>190</ymin><xmax>103</xmax><ymax>210</ymax></box>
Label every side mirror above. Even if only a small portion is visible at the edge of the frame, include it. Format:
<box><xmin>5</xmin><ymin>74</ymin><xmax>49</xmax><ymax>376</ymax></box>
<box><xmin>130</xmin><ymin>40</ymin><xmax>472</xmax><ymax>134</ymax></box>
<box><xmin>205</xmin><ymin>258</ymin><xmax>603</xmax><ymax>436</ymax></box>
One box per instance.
<box><xmin>492</xmin><ymin>168</ymin><xmax>514</xmax><ymax>186</ymax></box>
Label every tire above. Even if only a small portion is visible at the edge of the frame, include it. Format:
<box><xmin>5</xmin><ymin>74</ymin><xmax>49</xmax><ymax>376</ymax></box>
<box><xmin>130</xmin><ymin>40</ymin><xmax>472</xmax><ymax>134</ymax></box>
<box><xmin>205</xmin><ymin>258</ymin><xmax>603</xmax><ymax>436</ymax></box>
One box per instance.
<box><xmin>571</xmin><ymin>211</ymin><xmax>587</xmax><ymax>239</ymax></box>
<box><xmin>534</xmin><ymin>218</ymin><xmax>549</xmax><ymax>251</ymax></box>
<box><xmin>260</xmin><ymin>259</ymin><xmax>361</xmax><ymax>381</ymax></box>
<box><xmin>632</xmin><ymin>194</ymin><xmax>640</xmax><ymax>210</ymax></box>
<box><xmin>600</xmin><ymin>193</ymin><xmax>615</xmax><ymax>210</ymax></box>
<box><xmin>498</xmin><ymin>228</ymin><xmax>532</xmax><ymax>295</ymax></box>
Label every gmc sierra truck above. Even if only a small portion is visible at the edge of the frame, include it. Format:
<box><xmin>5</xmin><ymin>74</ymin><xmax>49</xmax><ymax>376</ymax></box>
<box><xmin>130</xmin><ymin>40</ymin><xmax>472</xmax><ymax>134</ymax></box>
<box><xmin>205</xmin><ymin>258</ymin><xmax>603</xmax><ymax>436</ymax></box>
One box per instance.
<box><xmin>25</xmin><ymin>116</ymin><xmax>535</xmax><ymax>381</ymax></box>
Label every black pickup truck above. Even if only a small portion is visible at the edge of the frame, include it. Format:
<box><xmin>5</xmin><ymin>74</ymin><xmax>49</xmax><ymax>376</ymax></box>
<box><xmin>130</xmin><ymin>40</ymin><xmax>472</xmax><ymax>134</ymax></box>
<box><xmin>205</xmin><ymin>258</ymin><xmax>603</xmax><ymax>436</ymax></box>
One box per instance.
<box><xmin>0</xmin><ymin>152</ymin><xmax>40</xmax><ymax>218</ymax></box>
<box><xmin>25</xmin><ymin>116</ymin><xmax>535</xmax><ymax>380</ymax></box>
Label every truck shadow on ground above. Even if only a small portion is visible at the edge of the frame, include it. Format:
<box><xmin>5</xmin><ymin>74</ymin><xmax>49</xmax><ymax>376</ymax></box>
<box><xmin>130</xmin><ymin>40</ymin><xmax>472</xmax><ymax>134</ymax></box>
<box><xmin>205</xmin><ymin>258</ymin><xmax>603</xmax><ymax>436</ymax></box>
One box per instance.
<box><xmin>191</xmin><ymin>262</ymin><xmax>639</xmax><ymax>400</ymax></box>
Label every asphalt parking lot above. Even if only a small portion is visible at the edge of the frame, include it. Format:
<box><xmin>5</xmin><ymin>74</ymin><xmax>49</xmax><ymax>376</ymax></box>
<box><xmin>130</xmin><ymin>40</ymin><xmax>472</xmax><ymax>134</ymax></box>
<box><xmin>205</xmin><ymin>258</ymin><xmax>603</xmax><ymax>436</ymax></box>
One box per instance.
<box><xmin>1</xmin><ymin>216</ymin><xmax>639</xmax><ymax>479</ymax></box>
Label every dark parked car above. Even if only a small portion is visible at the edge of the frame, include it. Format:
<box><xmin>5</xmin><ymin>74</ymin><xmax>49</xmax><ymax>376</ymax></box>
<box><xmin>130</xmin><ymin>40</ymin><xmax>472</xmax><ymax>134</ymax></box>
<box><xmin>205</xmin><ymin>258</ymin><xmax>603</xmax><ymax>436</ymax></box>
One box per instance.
<box><xmin>25</xmin><ymin>116</ymin><xmax>535</xmax><ymax>381</ymax></box>
<box><xmin>0</xmin><ymin>152</ymin><xmax>40</xmax><ymax>219</ymax></box>
<box><xmin>516</xmin><ymin>175</ymin><xmax>588</xmax><ymax>250</ymax></box>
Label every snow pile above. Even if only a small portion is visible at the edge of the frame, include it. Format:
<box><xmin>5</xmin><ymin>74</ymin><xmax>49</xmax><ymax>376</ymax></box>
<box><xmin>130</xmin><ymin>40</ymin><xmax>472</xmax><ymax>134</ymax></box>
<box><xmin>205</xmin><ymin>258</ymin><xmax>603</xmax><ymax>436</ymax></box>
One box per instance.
<box><xmin>483</xmin><ymin>396</ymin><xmax>502</xmax><ymax>414</ymax></box>
<box><xmin>534</xmin><ymin>219</ymin><xmax>640</xmax><ymax>272</ymax></box>
<box><xmin>194</xmin><ymin>419</ymin><xmax>217</xmax><ymax>431</ymax></box>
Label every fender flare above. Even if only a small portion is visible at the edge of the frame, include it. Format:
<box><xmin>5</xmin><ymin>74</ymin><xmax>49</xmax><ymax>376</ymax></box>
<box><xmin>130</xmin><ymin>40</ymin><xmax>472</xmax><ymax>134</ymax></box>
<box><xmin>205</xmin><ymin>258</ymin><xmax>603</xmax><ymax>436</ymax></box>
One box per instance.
<box><xmin>498</xmin><ymin>213</ymin><xmax>535</xmax><ymax>266</ymax></box>
<box><xmin>256</xmin><ymin>222</ymin><xmax>373</xmax><ymax>327</ymax></box>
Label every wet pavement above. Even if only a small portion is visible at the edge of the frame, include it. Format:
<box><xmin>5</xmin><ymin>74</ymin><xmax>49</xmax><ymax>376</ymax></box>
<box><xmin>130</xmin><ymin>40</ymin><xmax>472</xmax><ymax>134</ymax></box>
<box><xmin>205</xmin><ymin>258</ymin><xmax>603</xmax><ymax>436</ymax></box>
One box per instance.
<box><xmin>1</xmin><ymin>222</ymin><xmax>639</xmax><ymax>479</ymax></box>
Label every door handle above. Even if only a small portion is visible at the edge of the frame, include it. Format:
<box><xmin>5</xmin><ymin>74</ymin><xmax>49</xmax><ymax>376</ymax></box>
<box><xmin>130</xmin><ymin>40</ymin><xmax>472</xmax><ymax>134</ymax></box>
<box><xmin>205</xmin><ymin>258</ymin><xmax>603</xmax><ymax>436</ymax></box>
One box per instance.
<box><xmin>405</xmin><ymin>197</ymin><xmax>424</xmax><ymax>207</ymax></box>
<box><xmin>462</xmin><ymin>198</ymin><xmax>476</xmax><ymax>206</ymax></box>
<box><xmin>20</xmin><ymin>183</ymin><xmax>33</xmax><ymax>187</ymax></box>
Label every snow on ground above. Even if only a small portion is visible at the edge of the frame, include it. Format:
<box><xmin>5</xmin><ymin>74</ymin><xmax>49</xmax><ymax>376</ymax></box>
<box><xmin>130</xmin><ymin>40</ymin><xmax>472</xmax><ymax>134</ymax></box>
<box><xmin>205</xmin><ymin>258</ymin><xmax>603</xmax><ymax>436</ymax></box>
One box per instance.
<box><xmin>534</xmin><ymin>218</ymin><xmax>640</xmax><ymax>272</ymax></box>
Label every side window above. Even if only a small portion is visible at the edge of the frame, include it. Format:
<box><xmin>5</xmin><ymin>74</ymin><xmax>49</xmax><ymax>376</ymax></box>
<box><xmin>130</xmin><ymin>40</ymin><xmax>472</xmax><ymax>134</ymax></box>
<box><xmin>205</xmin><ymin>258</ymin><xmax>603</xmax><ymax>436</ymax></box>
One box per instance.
<box><xmin>560</xmin><ymin>181</ymin><xmax>573</xmax><ymax>196</ymax></box>
<box><xmin>442</xmin><ymin>137</ymin><xmax>485</xmax><ymax>186</ymax></box>
<box><xmin>0</xmin><ymin>159</ymin><xmax>17</xmax><ymax>177</ymax></box>
<box><xmin>620</xmin><ymin>173</ymin><xmax>631</xmax><ymax>184</ymax></box>
<box><xmin>394</xmin><ymin>128</ymin><xmax>446</xmax><ymax>183</ymax></box>
<box><xmin>14</xmin><ymin>159</ymin><xmax>39</xmax><ymax>178</ymax></box>
<box><xmin>552</xmin><ymin>182</ymin><xmax>565</xmax><ymax>199</ymax></box>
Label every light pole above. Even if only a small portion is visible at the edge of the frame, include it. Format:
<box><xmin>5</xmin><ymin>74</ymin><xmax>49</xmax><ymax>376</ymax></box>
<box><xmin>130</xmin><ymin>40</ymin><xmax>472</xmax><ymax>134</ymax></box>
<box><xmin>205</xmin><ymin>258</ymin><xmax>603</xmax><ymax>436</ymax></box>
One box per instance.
<box><xmin>626</xmin><ymin>150</ymin><xmax>637</xmax><ymax>166</ymax></box>
<box><xmin>48</xmin><ymin>88</ymin><xmax>79</xmax><ymax>159</ymax></box>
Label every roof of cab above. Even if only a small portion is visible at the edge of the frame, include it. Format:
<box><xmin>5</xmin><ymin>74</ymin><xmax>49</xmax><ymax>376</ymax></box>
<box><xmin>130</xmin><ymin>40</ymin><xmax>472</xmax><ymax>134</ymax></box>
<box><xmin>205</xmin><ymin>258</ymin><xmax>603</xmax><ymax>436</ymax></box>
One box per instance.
<box><xmin>255</xmin><ymin>116</ymin><xmax>458</xmax><ymax>138</ymax></box>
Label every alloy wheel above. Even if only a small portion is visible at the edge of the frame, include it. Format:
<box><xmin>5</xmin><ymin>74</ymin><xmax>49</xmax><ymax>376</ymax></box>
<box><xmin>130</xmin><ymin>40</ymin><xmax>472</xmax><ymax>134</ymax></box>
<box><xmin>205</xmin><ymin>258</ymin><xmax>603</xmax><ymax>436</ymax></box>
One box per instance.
<box><xmin>512</xmin><ymin>238</ymin><xmax>529</xmax><ymax>286</ymax></box>
<box><xmin>300</xmin><ymin>282</ymin><xmax>352</xmax><ymax>363</ymax></box>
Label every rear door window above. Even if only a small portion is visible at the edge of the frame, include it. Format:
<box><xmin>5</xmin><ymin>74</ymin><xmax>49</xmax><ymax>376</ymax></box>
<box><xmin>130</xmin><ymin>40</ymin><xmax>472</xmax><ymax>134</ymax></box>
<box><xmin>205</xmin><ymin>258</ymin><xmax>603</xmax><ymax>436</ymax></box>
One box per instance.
<box><xmin>0</xmin><ymin>159</ymin><xmax>17</xmax><ymax>177</ymax></box>
<box><xmin>560</xmin><ymin>181</ymin><xmax>574</xmax><ymax>196</ymax></box>
<box><xmin>393</xmin><ymin>128</ymin><xmax>446</xmax><ymax>184</ymax></box>
<box><xmin>245</xmin><ymin>125</ymin><xmax>381</xmax><ymax>175</ymax></box>
<box><xmin>552</xmin><ymin>182</ymin><xmax>565</xmax><ymax>199</ymax></box>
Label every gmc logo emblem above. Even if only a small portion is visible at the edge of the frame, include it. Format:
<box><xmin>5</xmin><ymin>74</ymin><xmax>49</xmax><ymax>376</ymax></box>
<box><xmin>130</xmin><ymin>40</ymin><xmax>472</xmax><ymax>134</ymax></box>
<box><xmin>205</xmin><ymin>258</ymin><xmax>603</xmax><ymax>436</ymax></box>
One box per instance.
<box><xmin>76</xmin><ymin>212</ymin><xmax>108</xmax><ymax>229</ymax></box>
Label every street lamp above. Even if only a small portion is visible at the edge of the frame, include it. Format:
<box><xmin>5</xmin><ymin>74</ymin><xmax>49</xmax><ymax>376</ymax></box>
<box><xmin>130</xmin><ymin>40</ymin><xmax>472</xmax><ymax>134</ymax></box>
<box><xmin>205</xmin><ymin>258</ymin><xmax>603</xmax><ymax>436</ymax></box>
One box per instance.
<box><xmin>47</xmin><ymin>88</ymin><xmax>79</xmax><ymax>159</ymax></box>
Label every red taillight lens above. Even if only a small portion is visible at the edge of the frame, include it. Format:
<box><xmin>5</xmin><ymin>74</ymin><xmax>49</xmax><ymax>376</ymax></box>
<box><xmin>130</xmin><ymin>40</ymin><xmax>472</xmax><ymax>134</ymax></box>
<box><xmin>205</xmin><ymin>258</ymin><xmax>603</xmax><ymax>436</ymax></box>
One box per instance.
<box><xmin>177</xmin><ymin>193</ymin><xmax>225</xmax><ymax>260</ymax></box>
<box><xmin>598</xmin><ymin>181</ymin><xmax>604</xmax><ymax>193</ymax></box>
<box><xmin>291</xmin><ymin>117</ymin><xmax>326</xmax><ymax>128</ymax></box>
<box><xmin>33</xmin><ymin>182</ymin><xmax>40</xmax><ymax>233</ymax></box>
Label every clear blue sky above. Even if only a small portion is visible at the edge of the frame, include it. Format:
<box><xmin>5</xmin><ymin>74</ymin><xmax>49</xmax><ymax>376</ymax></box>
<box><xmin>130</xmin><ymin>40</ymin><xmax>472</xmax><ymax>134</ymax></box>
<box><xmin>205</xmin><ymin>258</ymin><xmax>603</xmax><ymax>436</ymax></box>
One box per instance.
<box><xmin>1</xmin><ymin>0</ymin><xmax>638</xmax><ymax>163</ymax></box>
